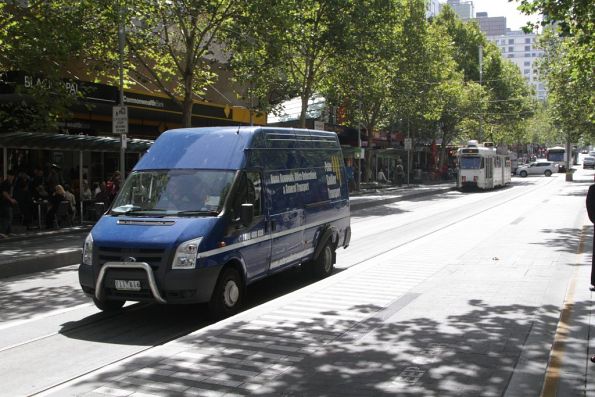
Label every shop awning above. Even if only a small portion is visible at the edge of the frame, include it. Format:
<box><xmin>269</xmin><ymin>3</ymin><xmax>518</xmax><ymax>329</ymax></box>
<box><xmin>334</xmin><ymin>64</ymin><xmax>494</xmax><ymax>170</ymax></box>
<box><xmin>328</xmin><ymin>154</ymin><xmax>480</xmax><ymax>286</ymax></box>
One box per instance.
<box><xmin>0</xmin><ymin>131</ymin><xmax>153</xmax><ymax>153</ymax></box>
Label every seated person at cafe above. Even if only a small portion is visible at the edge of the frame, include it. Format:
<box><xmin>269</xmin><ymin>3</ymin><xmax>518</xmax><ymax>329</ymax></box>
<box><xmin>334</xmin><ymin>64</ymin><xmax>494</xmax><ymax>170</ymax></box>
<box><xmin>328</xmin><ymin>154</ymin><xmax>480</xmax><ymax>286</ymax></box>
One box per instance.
<box><xmin>45</xmin><ymin>184</ymin><xmax>67</xmax><ymax>228</ymax></box>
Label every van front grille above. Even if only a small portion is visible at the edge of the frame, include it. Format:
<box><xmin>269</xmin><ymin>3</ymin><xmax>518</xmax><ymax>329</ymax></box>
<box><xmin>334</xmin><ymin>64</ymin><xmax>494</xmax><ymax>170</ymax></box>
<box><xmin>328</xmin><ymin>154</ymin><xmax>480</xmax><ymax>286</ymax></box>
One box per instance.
<box><xmin>97</xmin><ymin>246</ymin><xmax>167</xmax><ymax>271</ymax></box>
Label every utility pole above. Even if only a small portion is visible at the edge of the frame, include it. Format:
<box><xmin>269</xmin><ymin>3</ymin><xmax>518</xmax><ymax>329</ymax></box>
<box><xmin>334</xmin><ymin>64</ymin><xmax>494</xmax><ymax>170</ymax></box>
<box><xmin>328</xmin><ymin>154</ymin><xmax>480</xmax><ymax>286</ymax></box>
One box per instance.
<box><xmin>478</xmin><ymin>45</ymin><xmax>483</xmax><ymax>143</ymax></box>
<box><xmin>357</xmin><ymin>103</ymin><xmax>362</xmax><ymax>192</ymax></box>
<box><xmin>118</xmin><ymin>0</ymin><xmax>127</xmax><ymax>178</ymax></box>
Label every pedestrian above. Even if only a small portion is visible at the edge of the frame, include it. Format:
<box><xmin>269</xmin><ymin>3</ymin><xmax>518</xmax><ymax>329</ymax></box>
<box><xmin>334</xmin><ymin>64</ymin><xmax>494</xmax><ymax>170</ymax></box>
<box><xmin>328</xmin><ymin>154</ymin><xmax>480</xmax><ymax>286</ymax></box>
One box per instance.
<box><xmin>586</xmin><ymin>184</ymin><xmax>595</xmax><ymax>291</ymax></box>
<box><xmin>395</xmin><ymin>161</ymin><xmax>404</xmax><ymax>187</ymax></box>
<box><xmin>81</xmin><ymin>179</ymin><xmax>92</xmax><ymax>201</ymax></box>
<box><xmin>63</xmin><ymin>184</ymin><xmax>76</xmax><ymax>216</ymax></box>
<box><xmin>0</xmin><ymin>170</ymin><xmax>17</xmax><ymax>236</ymax></box>
<box><xmin>45</xmin><ymin>184</ymin><xmax>66</xmax><ymax>229</ymax></box>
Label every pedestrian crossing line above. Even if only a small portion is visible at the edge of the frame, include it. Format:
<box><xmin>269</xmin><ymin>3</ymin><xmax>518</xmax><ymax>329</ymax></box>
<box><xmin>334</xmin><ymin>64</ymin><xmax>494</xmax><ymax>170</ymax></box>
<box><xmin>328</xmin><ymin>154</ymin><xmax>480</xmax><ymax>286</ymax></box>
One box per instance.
<box><xmin>275</xmin><ymin>306</ymin><xmax>371</xmax><ymax>321</ymax></box>
<box><xmin>224</xmin><ymin>329</ymin><xmax>316</xmax><ymax>345</ymax></box>
<box><xmin>215</xmin><ymin>331</ymin><xmax>311</xmax><ymax>349</ymax></box>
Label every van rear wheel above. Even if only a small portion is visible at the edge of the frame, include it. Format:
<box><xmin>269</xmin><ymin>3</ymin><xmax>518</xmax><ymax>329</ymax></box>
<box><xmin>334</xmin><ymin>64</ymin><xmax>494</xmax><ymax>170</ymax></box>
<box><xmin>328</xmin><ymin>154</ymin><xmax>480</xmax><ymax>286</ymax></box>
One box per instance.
<box><xmin>93</xmin><ymin>297</ymin><xmax>125</xmax><ymax>312</ymax></box>
<box><xmin>209</xmin><ymin>267</ymin><xmax>244</xmax><ymax>320</ymax></box>
<box><xmin>311</xmin><ymin>242</ymin><xmax>334</xmax><ymax>279</ymax></box>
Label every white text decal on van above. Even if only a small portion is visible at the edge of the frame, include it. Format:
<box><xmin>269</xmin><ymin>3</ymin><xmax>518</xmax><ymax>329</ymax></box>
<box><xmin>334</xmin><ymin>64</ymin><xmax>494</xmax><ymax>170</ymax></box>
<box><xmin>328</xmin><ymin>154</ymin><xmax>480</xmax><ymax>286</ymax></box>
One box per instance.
<box><xmin>269</xmin><ymin>171</ymin><xmax>317</xmax><ymax>195</ymax></box>
<box><xmin>239</xmin><ymin>228</ymin><xmax>265</xmax><ymax>242</ymax></box>
<box><xmin>269</xmin><ymin>171</ymin><xmax>317</xmax><ymax>184</ymax></box>
<box><xmin>325</xmin><ymin>157</ymin><xmax>342</xmax><ymax>199</ymax></box>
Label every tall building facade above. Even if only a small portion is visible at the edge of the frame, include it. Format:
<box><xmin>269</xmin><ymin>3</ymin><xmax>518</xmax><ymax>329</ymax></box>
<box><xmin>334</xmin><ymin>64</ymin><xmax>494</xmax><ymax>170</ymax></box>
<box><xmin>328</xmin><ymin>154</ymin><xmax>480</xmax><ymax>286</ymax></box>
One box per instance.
<box><xmin>446</xmin><ymin>0</ymin><xmax>474</xmax><ymax>19</ymax></box>
<box><xmin>426</xmin><ymin>0</ymin><xmax>441</xmax><ymax>18</ymax></box>
<box><xmin>473</xmin><ymin>12</ymin><xmax>507</xmax><ymax>36</ymax></box>
<box><xmin>487</xmin><ymin>30</ymin><xmax>547</xmax><ymax>100</ymax></box>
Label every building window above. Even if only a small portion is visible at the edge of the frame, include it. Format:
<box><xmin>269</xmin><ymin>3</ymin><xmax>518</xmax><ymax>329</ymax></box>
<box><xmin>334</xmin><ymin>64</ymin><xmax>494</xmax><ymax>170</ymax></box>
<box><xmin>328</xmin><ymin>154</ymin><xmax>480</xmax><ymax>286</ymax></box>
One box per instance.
<box><xmin>524</xmin><ymin>61</ymin><xmax>531</xmax><ymax>66</ymax></box>
<box><xmin>525</xmin><ymin>53</ymin><xmax>531</xmax><ymax>58</ymax></box>
<box><xmin>525</xmin><ymin>38</ymin><xmax>531</xmax><ymax>43</ymax></box>
<box><xmin>525</xmin><ymin>45</ymin><xmax>531</xmax><ymax>51</ymax></box>
<box><xmin>524</xmin><ymin>69</ymin><xmax>530</xmax><ymax>75</ymax></box>
<box><xmin>508</xmin><ymin>54</ymin><xmax>514</xmax><ymax>58</ymax></box>
<box><xmin>509</xmin><ymin>39</ymin><xmax>514</xmax><ymax>44</ymax></box>
<box><xmin>508</xmin><ymin>46</ymin><xmax>514</xmax><ymax>52</ymax></box>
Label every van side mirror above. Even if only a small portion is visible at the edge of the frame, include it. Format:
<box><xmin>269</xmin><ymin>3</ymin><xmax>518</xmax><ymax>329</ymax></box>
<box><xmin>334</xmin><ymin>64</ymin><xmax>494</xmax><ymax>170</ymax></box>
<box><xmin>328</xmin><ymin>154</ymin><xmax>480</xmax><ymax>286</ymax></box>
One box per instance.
<box><xmin>240</xmin><ymin>203</ymin><xmax>254</xmax><ymax>226</ymax></box>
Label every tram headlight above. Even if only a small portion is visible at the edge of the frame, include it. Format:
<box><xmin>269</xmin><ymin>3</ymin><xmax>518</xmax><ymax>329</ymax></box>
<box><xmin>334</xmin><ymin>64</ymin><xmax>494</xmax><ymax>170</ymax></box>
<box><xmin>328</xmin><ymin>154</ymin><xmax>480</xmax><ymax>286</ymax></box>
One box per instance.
<box><xmin>82</xmin><ymin>233</ymin><xmax>93</xmax><ymax>266</ymax></box>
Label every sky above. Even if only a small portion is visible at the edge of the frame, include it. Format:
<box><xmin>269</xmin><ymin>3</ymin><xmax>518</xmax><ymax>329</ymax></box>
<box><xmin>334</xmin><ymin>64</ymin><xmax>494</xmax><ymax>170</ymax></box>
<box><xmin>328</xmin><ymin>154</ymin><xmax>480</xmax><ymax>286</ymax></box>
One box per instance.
<box><xmin>443</xmin><ymin>0</ymin><xmax>538</xmax><ymax>31</ymax></box>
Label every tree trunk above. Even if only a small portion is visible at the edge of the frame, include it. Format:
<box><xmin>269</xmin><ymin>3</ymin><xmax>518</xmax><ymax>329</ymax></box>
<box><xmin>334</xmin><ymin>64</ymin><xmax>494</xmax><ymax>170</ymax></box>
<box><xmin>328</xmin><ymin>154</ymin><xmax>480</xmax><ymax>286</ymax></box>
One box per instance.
<box><xmin>299</xmin><ymin>95</ymin><xmax>308</xmax><ymax>128</ymax></box>
<box><xmin>182</xmin><ymin>73</ymin><xmax>194</xmax><ymax>127</ymax></box>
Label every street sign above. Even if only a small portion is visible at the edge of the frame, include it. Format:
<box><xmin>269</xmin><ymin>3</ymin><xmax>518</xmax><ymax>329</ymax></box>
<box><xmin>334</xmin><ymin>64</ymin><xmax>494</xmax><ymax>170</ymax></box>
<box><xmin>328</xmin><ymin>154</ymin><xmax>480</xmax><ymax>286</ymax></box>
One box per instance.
<box><xmin>404</xmin><ymin>138</ymin><xmax>412</xmax><ymax>150</ymax></box>
<box><xmin>112</xmin><ymin>105</ymin><xmax>128</xmax><ymax>135</ymax></box>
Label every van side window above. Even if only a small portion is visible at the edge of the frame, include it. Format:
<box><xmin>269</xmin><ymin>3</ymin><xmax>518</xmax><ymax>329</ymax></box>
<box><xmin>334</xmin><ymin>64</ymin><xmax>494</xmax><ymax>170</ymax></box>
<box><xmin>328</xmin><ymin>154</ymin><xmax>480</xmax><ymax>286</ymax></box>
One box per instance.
<box><xmin>246</xmin><ymin>172</ymin><xmax>262</xmax><ymax>217</ymax></box>
<box><xmin>231</xmin><ymin>171</ymin><xmax>262</xmax><ymax>220</ymax></box>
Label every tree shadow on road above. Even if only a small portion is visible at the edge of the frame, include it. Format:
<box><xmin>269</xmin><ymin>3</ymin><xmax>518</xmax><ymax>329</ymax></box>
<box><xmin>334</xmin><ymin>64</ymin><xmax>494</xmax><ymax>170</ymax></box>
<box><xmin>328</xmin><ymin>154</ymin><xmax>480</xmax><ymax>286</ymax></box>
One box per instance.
<box><xmin>0</xmin><ymin>265</ymin><xmax>86</xmax><ymax>322</ymax></box>
<box><xmin>63</xmin><ymin>295</ymin><xmax>591</xmax><ymax>397</ymax></box>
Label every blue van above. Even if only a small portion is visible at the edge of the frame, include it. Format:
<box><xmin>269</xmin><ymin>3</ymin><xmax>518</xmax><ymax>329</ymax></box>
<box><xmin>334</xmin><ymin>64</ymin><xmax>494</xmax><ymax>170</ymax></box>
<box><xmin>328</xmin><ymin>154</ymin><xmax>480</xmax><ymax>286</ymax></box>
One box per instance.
<box><xmin>78</xmin><ymin>127</ymin><xmax>351</xmax><ymax>318</ymax></box>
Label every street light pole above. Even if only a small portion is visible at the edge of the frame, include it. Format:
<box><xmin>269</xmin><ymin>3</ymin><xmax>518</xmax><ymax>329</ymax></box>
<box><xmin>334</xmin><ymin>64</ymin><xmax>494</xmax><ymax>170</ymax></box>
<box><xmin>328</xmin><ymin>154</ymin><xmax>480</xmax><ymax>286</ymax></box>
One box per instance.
<box><xmin>118</xmin><ymin>0</ymin><xmax>126</xmax><ymax>178</ymax></box>
<box><xmin>478</xmin><ymin>45</ymin><xmax>483</xmax><ymax>143</ymax></box>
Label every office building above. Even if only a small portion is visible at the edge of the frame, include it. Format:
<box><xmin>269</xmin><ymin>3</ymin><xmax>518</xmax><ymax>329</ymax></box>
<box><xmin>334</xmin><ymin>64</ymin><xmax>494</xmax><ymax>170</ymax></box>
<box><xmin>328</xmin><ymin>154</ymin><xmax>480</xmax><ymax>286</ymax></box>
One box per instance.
<box><xmin>446</xmin><ymin>0</ymin><xmax>474</xmax><ymax>19</ymax></box>
<box><xmin>487</xmin><ymin>30</ymin><xmax>547</xmax><ymax>100</ymax></box>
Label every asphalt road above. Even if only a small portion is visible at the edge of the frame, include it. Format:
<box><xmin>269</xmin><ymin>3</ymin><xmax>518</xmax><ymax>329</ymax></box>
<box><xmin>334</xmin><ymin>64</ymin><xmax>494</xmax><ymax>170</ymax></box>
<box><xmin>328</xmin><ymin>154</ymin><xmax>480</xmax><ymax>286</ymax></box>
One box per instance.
<box><xmin>0</xmin><ymin>171</ymin><xmax>591</xmax><ymax>396</ymax></box>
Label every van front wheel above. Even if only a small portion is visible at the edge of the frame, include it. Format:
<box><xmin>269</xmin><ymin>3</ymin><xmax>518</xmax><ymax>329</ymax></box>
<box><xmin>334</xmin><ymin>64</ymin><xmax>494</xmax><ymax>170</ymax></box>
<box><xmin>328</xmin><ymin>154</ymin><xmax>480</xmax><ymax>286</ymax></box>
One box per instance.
<box><xmin>209</xmin><ymin>267</ymin><xmax>244</xmax><ymax>320</ymax></box>
<box><xmin>311</xmin><ymin>243</ymin><xmax>334</xmax><ymax>279</ymax></box>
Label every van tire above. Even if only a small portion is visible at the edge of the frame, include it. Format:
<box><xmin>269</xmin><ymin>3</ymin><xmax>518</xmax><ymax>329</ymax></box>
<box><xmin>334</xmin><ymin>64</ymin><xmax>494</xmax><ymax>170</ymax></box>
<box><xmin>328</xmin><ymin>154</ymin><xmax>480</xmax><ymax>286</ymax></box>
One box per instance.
<box><xmin>519</xmin><ymin>170</ymin><xmax>527</xmax><ymax>177</ymax></box>
<box><xmin>93</xmin><ymin>297</ymin><xmax>125</xmax><ymax>312</ymax></box>
<box><xmin>311</xmin><ymin>242</ymin><xmax>334</xmax><ymax>279</ymax></box>
<box><xmin>544</xmin><ymin>170</ymin><xmax>552</xmax><ymax>177</ymax></box>
<box><xmin>208</xmin><ymin>267</ymin><xmax>244</xmax><ymax>320</ymax></box>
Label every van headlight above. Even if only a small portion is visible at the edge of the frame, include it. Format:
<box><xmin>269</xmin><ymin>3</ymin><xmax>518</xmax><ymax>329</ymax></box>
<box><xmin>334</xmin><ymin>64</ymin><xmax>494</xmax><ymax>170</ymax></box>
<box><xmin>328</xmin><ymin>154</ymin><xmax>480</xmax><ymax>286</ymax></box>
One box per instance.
<box><xmin>172</xmin><ymin>237</ymin><xmax>202</xmax><ymax>269</ymax></box>
<box><xmin>82</xmin><ymin>233</ymin><xmax>93</xmax><ymax>266</ymax></box>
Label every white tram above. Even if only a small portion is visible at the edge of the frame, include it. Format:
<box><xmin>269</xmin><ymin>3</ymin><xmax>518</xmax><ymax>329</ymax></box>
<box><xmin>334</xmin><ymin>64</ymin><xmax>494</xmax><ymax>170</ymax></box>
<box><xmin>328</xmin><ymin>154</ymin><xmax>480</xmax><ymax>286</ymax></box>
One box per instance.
<box><xmin>457</xmin><ymin>141</ymin><xmax>511</xmax><ymax>190</ymax></box>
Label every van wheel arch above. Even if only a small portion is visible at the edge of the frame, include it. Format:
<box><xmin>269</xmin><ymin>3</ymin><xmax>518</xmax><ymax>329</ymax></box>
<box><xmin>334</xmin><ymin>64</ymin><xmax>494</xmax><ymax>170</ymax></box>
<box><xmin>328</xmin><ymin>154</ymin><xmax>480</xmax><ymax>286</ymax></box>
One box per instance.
<box><xmin>208</xmin><ymin>260</ymin><xmax>246</xmax><ymax>320</ymax></box>
<box><xmin>307</xmin><ymin>227</ymin><xmax>338</xmax><ymax>279</ymax></box>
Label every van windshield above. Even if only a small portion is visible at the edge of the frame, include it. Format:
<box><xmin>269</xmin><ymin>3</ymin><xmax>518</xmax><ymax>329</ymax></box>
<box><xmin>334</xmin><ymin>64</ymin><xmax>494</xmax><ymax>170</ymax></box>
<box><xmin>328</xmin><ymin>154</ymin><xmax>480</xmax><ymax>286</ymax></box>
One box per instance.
<box><xmin>110</xmin><ymin>170</ymin><xmax>235</xmax><ymax>216</ymax></box>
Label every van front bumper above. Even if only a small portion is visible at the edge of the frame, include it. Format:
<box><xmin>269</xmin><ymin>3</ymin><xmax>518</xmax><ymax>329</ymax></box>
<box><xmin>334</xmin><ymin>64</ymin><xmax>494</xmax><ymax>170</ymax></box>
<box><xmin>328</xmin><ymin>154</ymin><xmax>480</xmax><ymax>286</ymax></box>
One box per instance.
<box><xmin>78</xmin><ymin>263</ymin><xmax>222</xmax><ymax>304</ymax></box>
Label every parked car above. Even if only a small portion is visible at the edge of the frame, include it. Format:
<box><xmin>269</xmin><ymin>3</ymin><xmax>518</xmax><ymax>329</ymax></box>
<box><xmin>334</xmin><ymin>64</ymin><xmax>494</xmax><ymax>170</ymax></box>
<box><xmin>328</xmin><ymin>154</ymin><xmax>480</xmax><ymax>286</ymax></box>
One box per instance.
<box><xmin>516</xmin><ymin>161</ymin><xmax>558</xmax><ymax>177</ymax></box>
<box><xmin>583</xmin><ymin>156</ymin><xmax>595</xmax><ymax>169</ymax></box>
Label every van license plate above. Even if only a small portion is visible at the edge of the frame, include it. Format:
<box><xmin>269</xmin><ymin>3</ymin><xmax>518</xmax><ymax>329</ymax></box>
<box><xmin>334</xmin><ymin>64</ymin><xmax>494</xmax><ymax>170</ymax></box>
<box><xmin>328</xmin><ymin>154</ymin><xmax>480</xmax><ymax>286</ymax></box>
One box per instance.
<box><xmin>115</xmin><ymin>280</ymin><xmax>141</xmax><ymax>291</ymax></box>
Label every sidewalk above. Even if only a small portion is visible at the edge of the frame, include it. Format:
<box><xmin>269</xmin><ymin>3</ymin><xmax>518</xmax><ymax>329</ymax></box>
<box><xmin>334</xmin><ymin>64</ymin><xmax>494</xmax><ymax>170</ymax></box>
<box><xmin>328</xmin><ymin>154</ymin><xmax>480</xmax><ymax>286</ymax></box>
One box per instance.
<box><xmin>0</xmin><ymin>182</ymin><xmax>456</xmax><ymax>279</ymax></box>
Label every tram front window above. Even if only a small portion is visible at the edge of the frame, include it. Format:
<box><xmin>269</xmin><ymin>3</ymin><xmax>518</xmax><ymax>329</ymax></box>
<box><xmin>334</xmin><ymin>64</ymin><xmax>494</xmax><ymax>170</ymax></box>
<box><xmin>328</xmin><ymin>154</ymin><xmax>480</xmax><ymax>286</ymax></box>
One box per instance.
<box><xmin>460</xmin><ymin>157</ymin><xmax>482</xmax><ymax>169</ymax></box>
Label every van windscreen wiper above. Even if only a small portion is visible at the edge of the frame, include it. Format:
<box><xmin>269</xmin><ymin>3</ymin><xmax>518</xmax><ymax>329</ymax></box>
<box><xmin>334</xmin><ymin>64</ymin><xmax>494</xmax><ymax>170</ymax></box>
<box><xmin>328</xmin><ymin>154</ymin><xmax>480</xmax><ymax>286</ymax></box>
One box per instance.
<box><xmin>176</xmin><ymin>210</ymin><xmax>219</xmax><ymax>216</ymax></box>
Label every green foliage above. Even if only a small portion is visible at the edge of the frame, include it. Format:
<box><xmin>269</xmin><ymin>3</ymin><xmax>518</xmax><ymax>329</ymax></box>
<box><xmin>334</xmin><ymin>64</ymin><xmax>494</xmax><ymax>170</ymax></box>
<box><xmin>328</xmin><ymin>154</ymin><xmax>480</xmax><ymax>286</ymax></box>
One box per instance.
<box><xmin>515</xmin><ymin>0</ymin><xmax>594</xmax><ymax>141</ymax></box>
<box><xmin>229</xmin><ymin>0</ymin><xmax>360</xmax><ymax>127</ymax></box>
<box><xmin>537</xmin><ymin>28</ymin><xmax>594</xmax><ymax>142</ymax></box>
<box><xmin>0</xmin><ymin>0</ymin><xmax>108</xmax><ymax>131</ymax></box>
